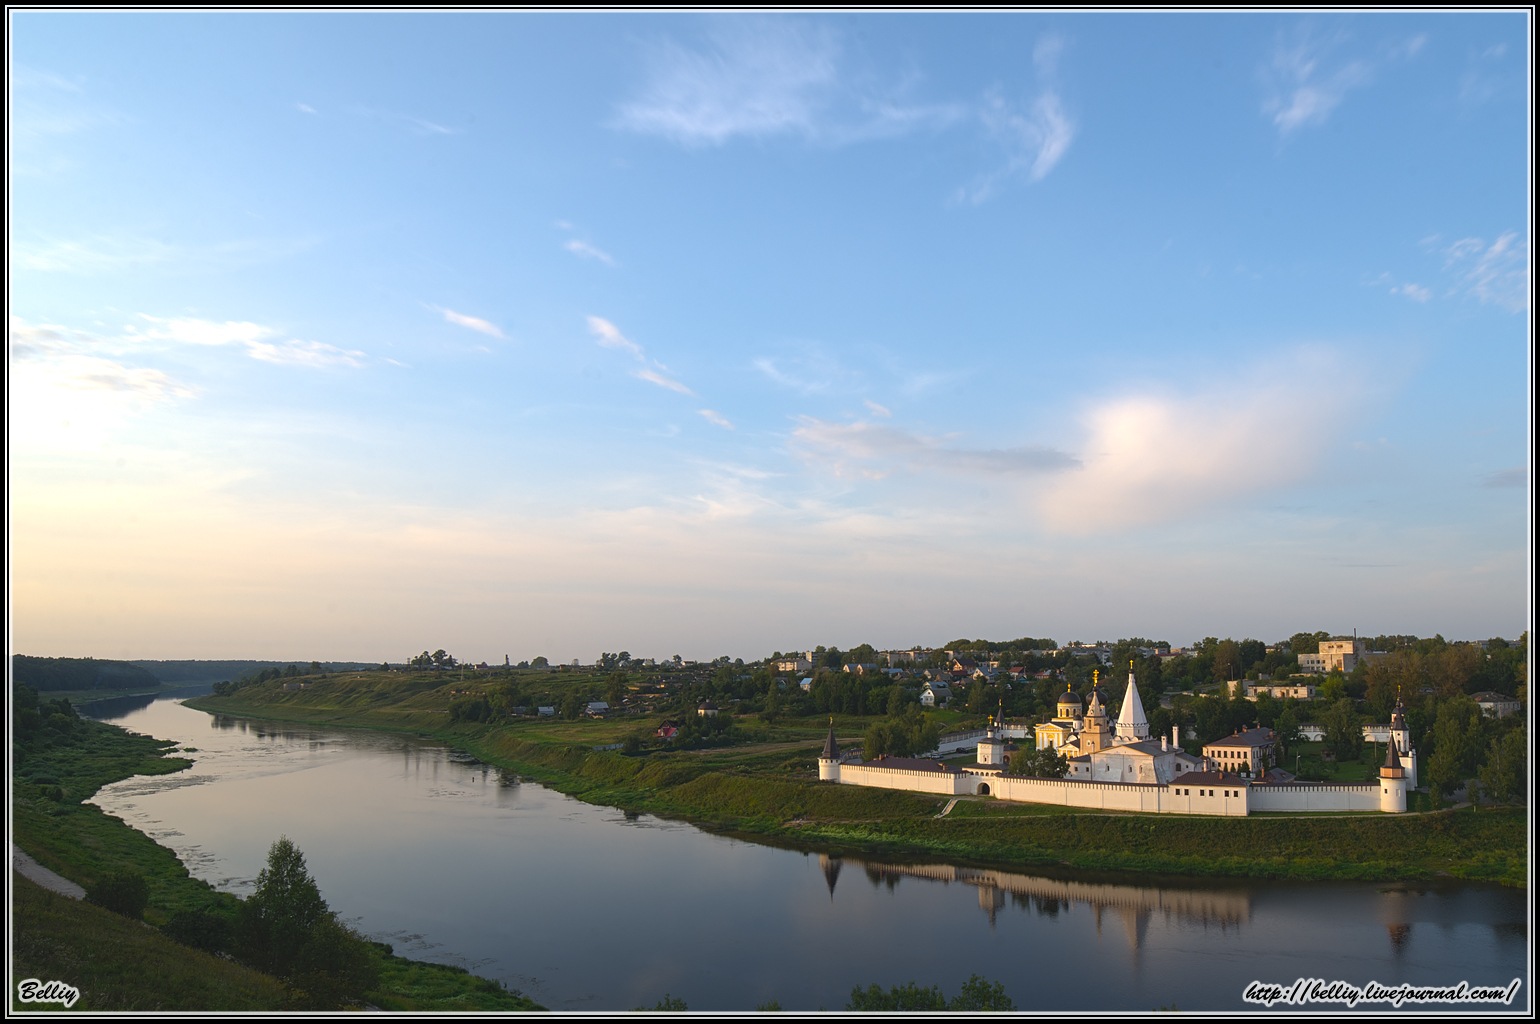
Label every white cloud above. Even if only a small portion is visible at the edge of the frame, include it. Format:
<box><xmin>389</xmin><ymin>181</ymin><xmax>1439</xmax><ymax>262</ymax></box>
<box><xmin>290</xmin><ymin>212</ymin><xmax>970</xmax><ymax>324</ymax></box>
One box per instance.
<box><xmin>1391</xmin><ymin>282</ymin><xmax>1430</xmax><ymax>302</ymax></box>
<box><xmin>565</xmin><ymin>239</ymin><xmax>618</xmax><ymax>266</ymax></box>
<box><xmin>634</xmin><ymin>368</ymin><xmax>696</xmax><ymax>396</ymax></box>
<box><xmin>793</xmin><ymin>416</ymin><xmax>1077</xmax><ymax>480</ymax></box>
<box><xmin>135</xmin><ymin>314</ymin><xmax>273</xmax><ymax>347</ymax></box>
<box><xmin>863</xmin><ymin>399</ymin><xmax>892</xmax><ymax>418</ymax></box>
<box><xmin>587</xmin><ymin>315</ymin><xmax>643</xmax><ymax>359</ymax></box>
<box><xmin>1440</xmin><ymin>232</ymin><xmax>1529</xmax><ymax>313</ymax></box>
<box><xmin>699</xmin><ymin>409</ymin><xmax>735</xmax><ymax>430</ymax></box>
<box><xmin>437</xmin><ymin>307</ymin><xmax>506</xmax><ymax>339</ymax></box>
<box><xmin>296</xmin><ymin>102</ymin><xmax>318</xmax><ymax>115</ymax></box>
<box><xmin>1035</xmin><ymin>349</ymin><xmax>1361</xmax><ymax>535</ymax></box>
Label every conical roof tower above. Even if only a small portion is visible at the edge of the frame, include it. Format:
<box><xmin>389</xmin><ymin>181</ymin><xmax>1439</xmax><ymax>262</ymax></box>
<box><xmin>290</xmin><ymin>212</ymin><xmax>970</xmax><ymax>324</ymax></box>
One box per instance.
<box><xmin>1115</xmin><ymin>660</ymin><xmax>1150</xmax><ymax>742</ymax></box>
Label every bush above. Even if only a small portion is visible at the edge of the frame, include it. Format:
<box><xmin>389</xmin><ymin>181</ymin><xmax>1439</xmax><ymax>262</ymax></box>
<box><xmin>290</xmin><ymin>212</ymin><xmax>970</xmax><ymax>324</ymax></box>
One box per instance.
<box><xmin>86</xmin><ymin>870</ymin><xmax>150</xmax><ymax>919</ymax></box>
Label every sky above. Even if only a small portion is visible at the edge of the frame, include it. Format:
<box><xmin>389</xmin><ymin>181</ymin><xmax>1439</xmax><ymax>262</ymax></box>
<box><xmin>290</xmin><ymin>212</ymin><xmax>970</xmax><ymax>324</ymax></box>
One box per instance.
<box><xmin>8</xmin><ymin>11</ymin><xmax>1532</xmax><ymax>664</ymax></box>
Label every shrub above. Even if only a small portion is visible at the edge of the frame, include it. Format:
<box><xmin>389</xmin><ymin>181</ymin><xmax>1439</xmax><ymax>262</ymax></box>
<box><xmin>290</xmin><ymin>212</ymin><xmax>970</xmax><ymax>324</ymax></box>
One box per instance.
<box><xmin>86</xmin><ymin>870</ymin><xmax>150</xmax><ymax>919</ymax></box>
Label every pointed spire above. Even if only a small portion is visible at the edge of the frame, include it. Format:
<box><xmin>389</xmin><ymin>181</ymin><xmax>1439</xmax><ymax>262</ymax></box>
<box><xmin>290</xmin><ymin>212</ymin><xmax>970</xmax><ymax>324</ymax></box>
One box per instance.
<box><xmin>1116</xmin><ymin>662</ymin><xmax>1150</xmax><ymax>742</ymax></box>
<box><xmin>821</xmin><ymin>718</ymin><xmax>840</xmax><ymax>760</ymax></box>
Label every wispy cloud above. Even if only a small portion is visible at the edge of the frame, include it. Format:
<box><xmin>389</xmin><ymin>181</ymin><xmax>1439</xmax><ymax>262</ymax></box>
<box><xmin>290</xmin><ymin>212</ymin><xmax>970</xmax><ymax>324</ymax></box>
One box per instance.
<box><xmin>618</xmin><ymin>20</ymin><xmax>1069</xmax><ymax>202</ymax></box>
<box><xmin>792</xmin><ymin>416</ymin><xmax>1077</xmax><ymax>480</ymax></box>
<box><xmin>613</xmin><ymin>18</ymin><xmax>967</xmax><ymax>147</ymax></box>
<box><xmin>247</xmin><ymin>339</ymin><xmax>365</xmax><ymax>369</ymax></box>
<box><xmin>12</xmin><ymin>232</ymin><xmax>319</xmax><ymax>275</ymax></box>
<box><xmin>587</xmin><ymin>315</ymin><xmax>644</xmax><ymax>359</ymax></box>
<box><xmin>1263</xmin><ymin>31</ymin><xmax>1371</xmax><ymax>134</ymax></box>
<box><xmin>10</xmin><ymin>64</ymin><xmax>121</xmax><ymax>157</ymax></box>
<box><xmin>634</xmin><ymin>368</ymin><xmax>696</xmax><ymax>396</ymax></box>
<box><xmin>1437</xmin><ymin>232</ymin><xmax>1529</xmax><ymax>312</ymax></box>
<box><xmin>954</xmin><ymin>37</ymin><xmax>1076</xmax><ymax>204</ymax></box>
<box><xmin>589</xmin><ymin>314</ymin><xmax>701</xmax><ymax>399</ymax></box>
<box><xmin>1482</xmin><ymin>466</ymin><xmax>1526</xmax><ymax>489</ymax></box>
<box><xmin>128</xmin><ymin>313</ymin><xmax>367</xmax><ymax>369</ymax></box>
<box><xmin>1036</xmin><ymin>348</ymin><xmax>1362</xmax><ymax>534</ymax></box>
<box><xmin>699</xmin><ymin>409</ymin><xmax>735</xmax><ymax>429</ymax></box>
<box><xmin>1261</xmin><ymin>28</ymin><xmax>1424</xmax><ymax>136</ymax></box>
<box><xmin>863</xmin><ymin>399</ymin><xmax>892</xmax><ymax>418</ymax></box>
<box><xmin>564</xmin><ymin>239</ymin><xmax>618</xmax><ymax>267</ymax></box>
<box><xmin>436</xmin><ymin>307</ymin><xmax>506</xmax><ymax>339</ymax></box>
<box><xmin>616</xmin><ymin>18</ymin><xmax>841</xmax><ymax>146</ymax></box>
<box><xmin>296</xmin><ymin>102</ymin><xmax>318</xmax><ymax>115</ymax></box>
<box><xmin>356</xmin><ymin>106</ymin><xmax>462</xmax><ymax>136</ymax></box>
<box><xmin>1391</xmin><ymin>282</ymin><xmax>1430</xmax><ymax>303</ymax></box>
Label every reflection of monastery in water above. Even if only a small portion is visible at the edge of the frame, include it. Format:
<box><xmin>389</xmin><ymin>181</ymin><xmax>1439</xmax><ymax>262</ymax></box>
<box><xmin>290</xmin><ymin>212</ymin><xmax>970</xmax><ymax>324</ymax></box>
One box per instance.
<box><xmin>817</xmin><ymin>853</ymin><xmax>1252</xmax><ymax>950</ymax></box>
<box><xmin>820</xmin><ymin>668</ymin><xmax>1417</xmax><ymax>816</ymax></box>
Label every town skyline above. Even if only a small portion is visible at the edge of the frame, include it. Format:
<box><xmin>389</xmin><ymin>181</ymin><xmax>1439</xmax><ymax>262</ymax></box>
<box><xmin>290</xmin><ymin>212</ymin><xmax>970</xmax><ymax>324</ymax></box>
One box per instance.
<box><xmin>10</xmin><ymin>12</ymin><xmax>1531</xmax><ymax>663</ymax></box>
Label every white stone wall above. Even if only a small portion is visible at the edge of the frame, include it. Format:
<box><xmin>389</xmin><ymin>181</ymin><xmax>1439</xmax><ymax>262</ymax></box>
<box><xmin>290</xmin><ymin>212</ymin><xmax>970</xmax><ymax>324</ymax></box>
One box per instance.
<box><xmin>1247</xmin><ymin>783</ymin><xmax>1381</xmax><ymax>813</ymax></box>
<box><xmin>837</xmin><ymin>763</ymin><xmax>973</xmax><ymax>796</ymax></box>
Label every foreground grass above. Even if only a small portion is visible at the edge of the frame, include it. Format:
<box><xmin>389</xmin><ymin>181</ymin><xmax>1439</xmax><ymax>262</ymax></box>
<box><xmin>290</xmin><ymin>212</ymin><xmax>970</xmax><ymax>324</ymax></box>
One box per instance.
<box><xmin>11</xmin><ymin>873</ymin><xmax>289</xmax><ymax>1012</ymax></box>
<box><xmin>190</xmin><ymin>678</ymin><xmax>1527</xmax><ymax>887</ymax></box>
<box><xmin>10</xmin><ymin>698</ymin><xmax>542</xmax><ymax>1011</ymax></box>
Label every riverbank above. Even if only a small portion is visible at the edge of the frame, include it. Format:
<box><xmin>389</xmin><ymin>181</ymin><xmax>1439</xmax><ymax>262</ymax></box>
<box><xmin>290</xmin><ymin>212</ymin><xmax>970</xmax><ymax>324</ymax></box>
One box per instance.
<box><xmin>9</xmin><ymin>690</ymin><xmax>541</xmax><ymax>1011</ymax></box>
<box><xmin>187</xmin><ymin>684</ymin><xmax>1527</xmax><ymax>887</ymax></box>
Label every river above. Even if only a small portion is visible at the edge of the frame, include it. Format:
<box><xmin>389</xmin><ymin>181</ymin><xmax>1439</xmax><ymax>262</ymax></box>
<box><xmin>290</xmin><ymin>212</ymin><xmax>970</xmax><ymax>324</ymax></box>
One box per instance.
<box><xmin>86</xmin><ymin>697</ymin><xmax>1529</xmax><ymax>1013</ymax></box>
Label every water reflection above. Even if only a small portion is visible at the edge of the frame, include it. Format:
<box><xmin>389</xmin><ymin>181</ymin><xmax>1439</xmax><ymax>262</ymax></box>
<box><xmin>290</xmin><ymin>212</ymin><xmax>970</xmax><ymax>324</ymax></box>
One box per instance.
<box><xmin>830</xmin><ymin>853</ymin><xmax>1250</xmax><ymax>943</ymax></box>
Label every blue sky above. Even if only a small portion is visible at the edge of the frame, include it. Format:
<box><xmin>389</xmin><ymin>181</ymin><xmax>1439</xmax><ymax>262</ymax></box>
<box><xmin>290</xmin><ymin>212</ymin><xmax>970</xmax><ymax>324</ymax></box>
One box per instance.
<box><xmin>9</xmin><ymin>11</ymin><xmax>1531</xmax><ymax>663</ymax></box>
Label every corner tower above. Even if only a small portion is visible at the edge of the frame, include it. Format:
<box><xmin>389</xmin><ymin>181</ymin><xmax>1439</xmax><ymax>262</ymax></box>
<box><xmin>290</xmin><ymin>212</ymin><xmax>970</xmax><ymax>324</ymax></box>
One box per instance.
<box><xmin>818</xmin><ymin>720</ymin><xmax>842</xmax><ymax>782</ymax></box>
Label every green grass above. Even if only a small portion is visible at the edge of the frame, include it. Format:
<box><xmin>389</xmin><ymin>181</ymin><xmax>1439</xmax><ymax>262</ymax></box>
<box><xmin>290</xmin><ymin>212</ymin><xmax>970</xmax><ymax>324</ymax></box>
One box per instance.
<box><xmin>11</xmin><ymin>873</ymin><xmax>290</xmax><ymax>1011</ymax></box>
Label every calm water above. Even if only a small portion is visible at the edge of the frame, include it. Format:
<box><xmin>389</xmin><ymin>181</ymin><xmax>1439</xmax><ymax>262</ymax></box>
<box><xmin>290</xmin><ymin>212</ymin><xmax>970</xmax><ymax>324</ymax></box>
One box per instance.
<box><xmin>88</xmin><ymin>698</ymin><xmax>1529</xmax><ymax>1012</ymax></box>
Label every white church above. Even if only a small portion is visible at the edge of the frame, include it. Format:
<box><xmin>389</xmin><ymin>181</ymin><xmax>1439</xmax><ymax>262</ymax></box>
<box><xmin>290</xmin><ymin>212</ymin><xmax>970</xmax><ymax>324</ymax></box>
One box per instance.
<box><xmin>819</xmin><ymin>666</ymin><xmax>1415</xmax><ymax>816</ymax></box>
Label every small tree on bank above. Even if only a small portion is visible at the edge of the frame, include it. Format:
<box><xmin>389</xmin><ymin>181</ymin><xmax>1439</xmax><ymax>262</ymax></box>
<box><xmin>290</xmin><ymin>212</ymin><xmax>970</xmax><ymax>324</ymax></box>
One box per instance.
<box><xmin>237</xmin><ymin>836</ymin><xmax>378</xmax><ymax>1007</ymax></box>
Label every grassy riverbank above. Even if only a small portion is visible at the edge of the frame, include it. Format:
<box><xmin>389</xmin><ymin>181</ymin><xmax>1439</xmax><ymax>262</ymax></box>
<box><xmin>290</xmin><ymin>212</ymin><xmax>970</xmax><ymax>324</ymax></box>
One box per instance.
<box><xmin>9</xmin><ymin>687</ymin><xmax>541</xmax><ymax>1011</ymax></box>
<box><xmin>188</xmin><ymin>673</ymin><xmax>1527</xmax><ymax>887</ymax></box>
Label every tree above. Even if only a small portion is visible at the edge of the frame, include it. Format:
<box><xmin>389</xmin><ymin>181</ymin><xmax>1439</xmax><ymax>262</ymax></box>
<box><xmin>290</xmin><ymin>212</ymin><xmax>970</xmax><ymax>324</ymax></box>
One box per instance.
<box><xmin>238</xmin><ymin>837</ymin><xmax>330</xmax><ymax>976</ymax></box>
<box><xmin>236</xmin><ymin>837</ymin><xmax>378</xmax><ymax>1007</ymax></box>
<box><xmin>848</xmin><ymin>976</ymin><xmax>1014</xmax><ymax>1011</ymax></box>
<box><xmin>1427</xmin><ymin>698</ymin><xmax>1482</xmax><ymax>797</ymax></box>
<box><xmin>1323</xmin><ymin>698</ymin><xmax>1363</xmax><ymax>762</ymax></box>
<box><xmin>1477</xmin><ymin>728</ymin><xmax>1526</xmax><ymax>805</ymax></box>
<box><xmin>950</xmin><ymin>975</ymin><xmax>1016</xmax><ymax>1010</ymax></box>
<box><xmin>531</xmin><ymin>656</ymin><xmax>549</xmax><ymax>669</ymax></box>
<box><xmin>1007</xmin><ymin>744</ymin><xmax>1069</xmax><ymax>778</ymax></box>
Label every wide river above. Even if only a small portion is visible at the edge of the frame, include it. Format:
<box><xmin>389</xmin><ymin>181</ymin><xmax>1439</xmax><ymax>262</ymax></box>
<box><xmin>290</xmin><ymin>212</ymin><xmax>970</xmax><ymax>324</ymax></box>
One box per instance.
<box><xmin>87</xmin><ymin>696</ymin><xmax>1528</xmax><ymax>1013</ymax></box>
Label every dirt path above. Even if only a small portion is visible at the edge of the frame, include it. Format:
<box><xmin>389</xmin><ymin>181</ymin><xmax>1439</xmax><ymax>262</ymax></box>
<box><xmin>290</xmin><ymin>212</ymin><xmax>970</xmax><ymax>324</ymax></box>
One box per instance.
<box><xmin>11</xmin><ymin>845</ymin><xmax>86</xmax><ymax>899</ymax></box>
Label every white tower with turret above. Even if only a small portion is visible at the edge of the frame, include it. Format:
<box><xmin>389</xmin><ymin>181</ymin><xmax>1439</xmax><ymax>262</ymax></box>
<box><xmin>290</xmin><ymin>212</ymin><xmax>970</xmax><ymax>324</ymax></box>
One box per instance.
<box><xmin>818</xmin><ymin>720</ymin><xmax>842</xmax><ymax>782</ymax></box>
<box><xmin>1389</xmin><ymin>690</ymin><xmax>1417</xmax><ymax>789</ymax></box>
